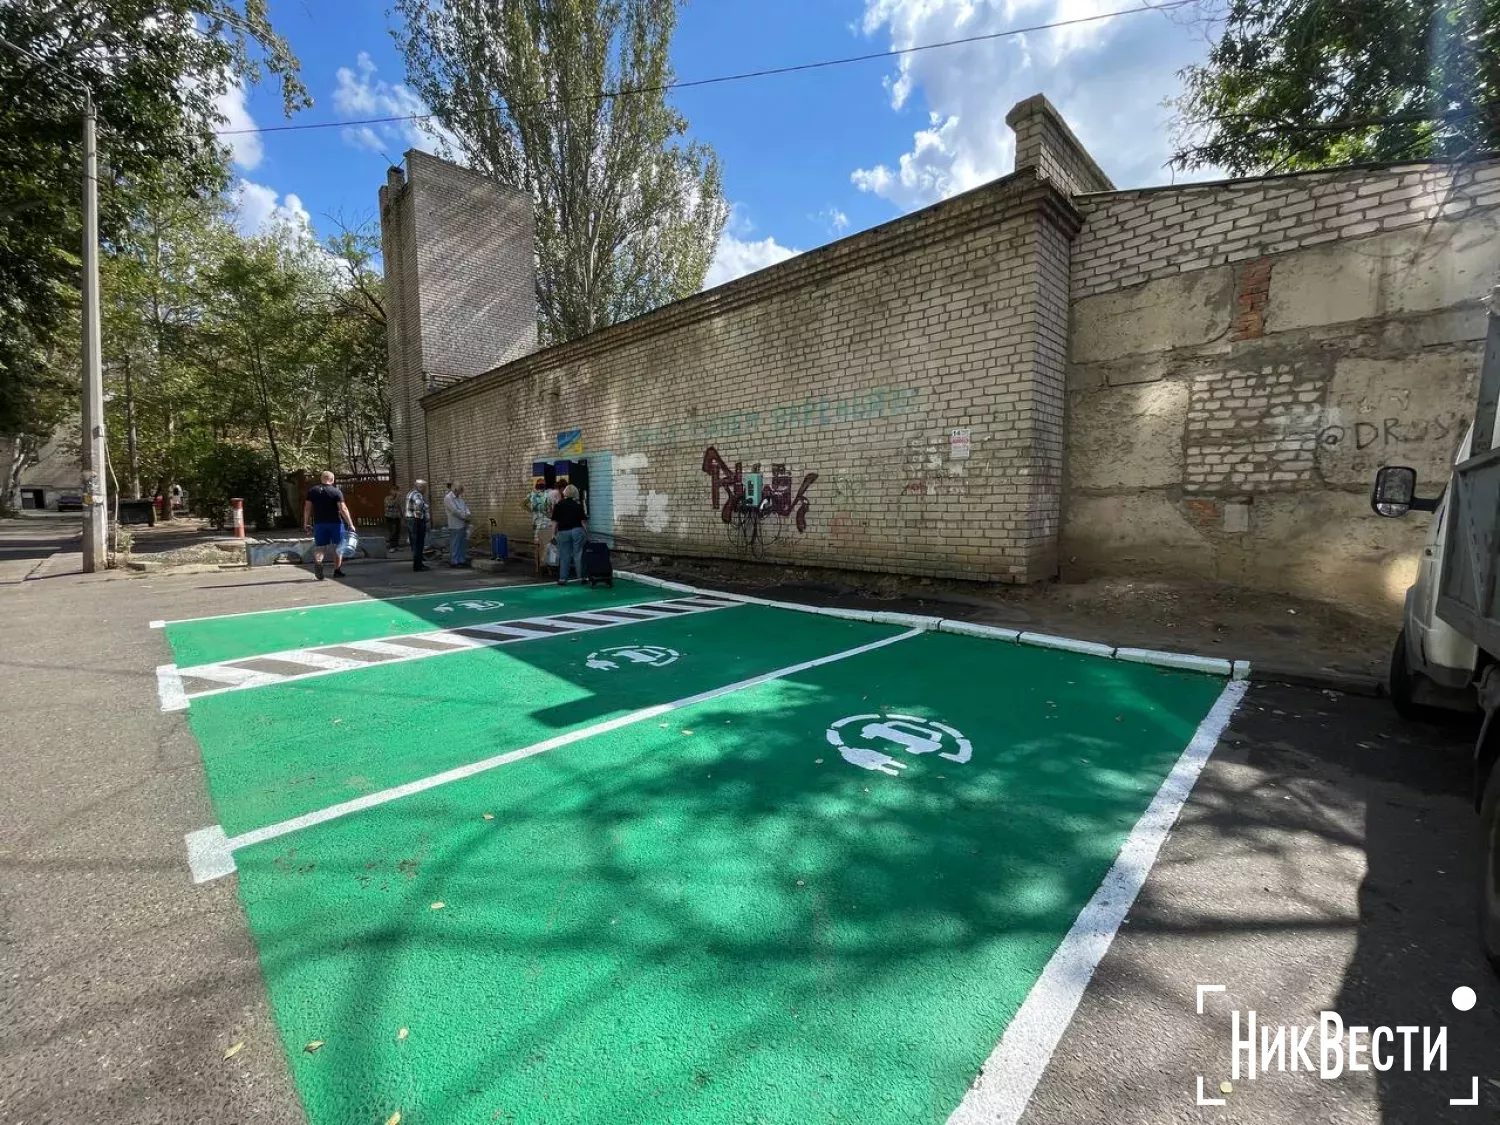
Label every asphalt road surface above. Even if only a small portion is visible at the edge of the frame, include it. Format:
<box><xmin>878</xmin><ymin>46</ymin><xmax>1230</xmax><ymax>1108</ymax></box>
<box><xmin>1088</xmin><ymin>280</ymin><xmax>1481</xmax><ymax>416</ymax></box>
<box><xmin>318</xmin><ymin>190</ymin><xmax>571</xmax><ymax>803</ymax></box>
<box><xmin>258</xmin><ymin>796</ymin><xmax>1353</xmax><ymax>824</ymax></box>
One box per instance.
<box><xmin>0</xmin><ymin>546</ymin><xmax>1494</xmax><ymax>1124</ymax></box>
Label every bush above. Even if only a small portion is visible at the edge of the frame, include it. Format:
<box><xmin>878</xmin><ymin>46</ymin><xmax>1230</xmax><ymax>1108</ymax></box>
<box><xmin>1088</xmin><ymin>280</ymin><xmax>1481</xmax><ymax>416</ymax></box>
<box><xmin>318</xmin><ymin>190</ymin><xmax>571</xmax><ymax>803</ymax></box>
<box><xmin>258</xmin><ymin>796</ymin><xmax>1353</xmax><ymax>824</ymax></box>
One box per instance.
<box><xmin>187</xmin><ymin>443</ymin><xmax>279</xmax><ymax>530</ymax></box>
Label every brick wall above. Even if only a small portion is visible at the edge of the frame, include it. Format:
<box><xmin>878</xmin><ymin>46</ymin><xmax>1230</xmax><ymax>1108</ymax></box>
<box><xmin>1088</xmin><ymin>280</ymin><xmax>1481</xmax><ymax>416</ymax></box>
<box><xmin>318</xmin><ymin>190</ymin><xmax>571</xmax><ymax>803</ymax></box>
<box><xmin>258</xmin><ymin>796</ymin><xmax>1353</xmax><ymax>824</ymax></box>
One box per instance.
<box><xmin>1072</xmin><ymin>162</ymin><xmax>1500</xmax><ymax>300</ymax></box>
<box><xmin>1064</xmin><ymin>158</ymin><xmax>1500</xmax><ymax>613</ymax></box>
<box><xmin>1007</xmin><ymin>94</ymin><xmax>1114</xmax><ymax>198</ymax></box>
<box><xmin>419</xmin><ymin>172</ymin><xmax>1082</xmax><ymax>582</ymax></box>
<box><xmin>379</xmin><ymin>152</ymin><xmax>537</xmax><ymax>488</ymax></box>
<box><xmin>378</xmin><ymin>167</ymin><xmax>424</xmax><ymax>490</ymax></box>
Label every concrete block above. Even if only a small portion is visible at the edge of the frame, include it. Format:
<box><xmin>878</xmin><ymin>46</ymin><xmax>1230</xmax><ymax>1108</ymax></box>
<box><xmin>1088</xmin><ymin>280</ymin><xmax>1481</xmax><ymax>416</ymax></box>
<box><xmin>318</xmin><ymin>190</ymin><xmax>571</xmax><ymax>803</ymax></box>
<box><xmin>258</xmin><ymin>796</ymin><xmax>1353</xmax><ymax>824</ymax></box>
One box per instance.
<box><xmin>1067</xmin><ymin>379</ymin><xmax>1189</xmax><ymax>490</ymax></box>
<box><xmin>1314</xmin><ymin>352</ymin><xmax>1478</xmax><ymax>487</ymax></box>
<box><xmin>1265</xmin><ymin>208</ymin><xmax>1500</xmax><ymax>333</ymax></box>
<box><xmin>1060</xmin><ymin>492</ymin><xmax>1216</xmax><ymax>579</ymax></box>
<box><xmin>937</xmin><ymin>620</ymin><xmax>1022</xmax><ymax>643</ymax></box>
<box><xmin>1070</xmin><ymin>267</ymin><xmax>1232</xmax><ymax>365</ymax></box>
<box><xmin>1018</xmin><ymin>631</ymin><xmax>1115</xmax><ymax>658</ymax></box>
<box><xmin>1114</xmin><ymin>647</ymin><xmax>1234</xmax><ymax>675</ymax></box>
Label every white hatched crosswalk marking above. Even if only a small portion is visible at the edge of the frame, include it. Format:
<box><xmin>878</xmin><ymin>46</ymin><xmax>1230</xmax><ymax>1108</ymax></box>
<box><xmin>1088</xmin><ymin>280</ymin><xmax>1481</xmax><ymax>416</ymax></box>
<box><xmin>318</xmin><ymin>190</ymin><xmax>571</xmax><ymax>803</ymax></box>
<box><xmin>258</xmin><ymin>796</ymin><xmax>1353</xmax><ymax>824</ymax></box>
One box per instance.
<box><xmin>459</xmin><ymin>623</ymin><xmax>553</xmax><ymax>639</ymax></box>
<box><xmin>162</xmin><ymin>596</ymin><xmax>737</xmax><ymax>709</ymax></box>
<box><xmin>343</xmin><ymin>639</ymin><xmax>437</xmax><ymax>657</ymax></box>
<box><xmin>176</xmin><ymin>664</ymin><xmax>275</xmax><ymax>687</ymax></box>
<box><xmin>282</xmin><ymin>652</ymin><xmax>371</xmax><ymax>672</ymax></box>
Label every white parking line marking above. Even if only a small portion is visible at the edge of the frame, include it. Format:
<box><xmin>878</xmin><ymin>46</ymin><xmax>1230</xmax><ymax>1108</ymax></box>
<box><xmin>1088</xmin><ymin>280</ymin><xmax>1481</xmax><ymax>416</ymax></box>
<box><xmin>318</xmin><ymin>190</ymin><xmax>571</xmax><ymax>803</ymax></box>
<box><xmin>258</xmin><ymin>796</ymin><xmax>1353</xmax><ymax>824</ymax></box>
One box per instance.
<box><xmin>946</xmin><ymin>678</ymin><xmax>1250</xmax><ymax>1125</ymax></box>
<box><xmin>155</xmin><ymin>665</ymin><xmax>187</xmax><ymax>712</ymax></box>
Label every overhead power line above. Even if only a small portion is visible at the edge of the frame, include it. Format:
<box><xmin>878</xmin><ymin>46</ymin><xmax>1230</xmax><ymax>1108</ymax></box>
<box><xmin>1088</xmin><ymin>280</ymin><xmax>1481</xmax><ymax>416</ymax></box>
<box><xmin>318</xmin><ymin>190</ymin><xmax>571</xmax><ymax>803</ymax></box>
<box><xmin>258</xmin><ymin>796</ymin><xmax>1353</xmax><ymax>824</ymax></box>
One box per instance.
<box><xmin>212</xmin><ymin>0</ymin><xmax>1202</xmax><ymax>138</ymax></box>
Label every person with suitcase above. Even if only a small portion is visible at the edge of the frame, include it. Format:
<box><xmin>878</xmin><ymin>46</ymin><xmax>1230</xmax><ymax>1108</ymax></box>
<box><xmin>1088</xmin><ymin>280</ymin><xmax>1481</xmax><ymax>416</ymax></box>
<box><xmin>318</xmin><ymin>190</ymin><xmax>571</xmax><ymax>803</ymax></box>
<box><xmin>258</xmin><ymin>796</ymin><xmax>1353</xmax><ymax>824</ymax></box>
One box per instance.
<box><xmin>550</xmin><ymin>485</ymin><xmax>587</xmax><ymax>585</ymax></box>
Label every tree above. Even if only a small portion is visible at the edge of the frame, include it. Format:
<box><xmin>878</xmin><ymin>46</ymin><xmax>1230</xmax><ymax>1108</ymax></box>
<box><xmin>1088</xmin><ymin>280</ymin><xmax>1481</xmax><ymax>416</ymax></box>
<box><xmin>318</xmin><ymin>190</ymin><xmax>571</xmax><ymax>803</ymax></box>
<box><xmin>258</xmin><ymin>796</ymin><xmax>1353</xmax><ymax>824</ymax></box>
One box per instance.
<box><xmin>0</xmin><ymin>0</ymin><xmax>307</xmax><ymax>423</ymax></box>
<box><xmin>102</xmin><ymin>179</ymin><xmax>236</xmax><ymax>504</ymax></box>
<box><xmin>1172</xmin><ymin>0</ymin><xmax>1500</xmax><ymax>175</ymax></box>
<box><xmin>394</xmin><ymin>0</ymin><xmax>728</xmax><ymax>344</ymax></box>
<box><xmin>321</xmin><ymin>220</ymin><xmax>393</xmax><ymax>475</ymax></box>
<box><xmin>200</xmin><ymin>225</ymin><xmax>329</xmax><ymax>521</ymax></box>
<box><xmin>0</xmin><ymin>327</ymin><xmax>77</xmax><ymax>514</ymax></box>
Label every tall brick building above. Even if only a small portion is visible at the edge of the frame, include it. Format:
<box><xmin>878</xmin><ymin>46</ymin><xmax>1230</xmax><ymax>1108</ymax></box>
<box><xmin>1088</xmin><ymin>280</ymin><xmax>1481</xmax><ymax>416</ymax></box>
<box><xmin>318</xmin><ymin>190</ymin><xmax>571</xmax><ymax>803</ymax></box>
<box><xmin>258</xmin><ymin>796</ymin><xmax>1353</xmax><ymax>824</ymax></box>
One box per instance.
<box><xmin>380</xmin><ymin>94</ymin><xmax>1500</xmax><ymax>613</ymax></box>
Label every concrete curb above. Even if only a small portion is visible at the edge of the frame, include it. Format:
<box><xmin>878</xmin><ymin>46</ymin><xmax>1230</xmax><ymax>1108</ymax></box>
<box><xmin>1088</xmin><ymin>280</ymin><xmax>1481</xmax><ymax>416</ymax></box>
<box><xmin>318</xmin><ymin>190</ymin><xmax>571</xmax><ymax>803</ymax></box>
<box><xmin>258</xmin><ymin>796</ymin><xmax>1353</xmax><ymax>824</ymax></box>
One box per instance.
<box><xmin>618</xmin><ymin>570</ymin><xmax>1249</xmax><ymax>679</ymax></box>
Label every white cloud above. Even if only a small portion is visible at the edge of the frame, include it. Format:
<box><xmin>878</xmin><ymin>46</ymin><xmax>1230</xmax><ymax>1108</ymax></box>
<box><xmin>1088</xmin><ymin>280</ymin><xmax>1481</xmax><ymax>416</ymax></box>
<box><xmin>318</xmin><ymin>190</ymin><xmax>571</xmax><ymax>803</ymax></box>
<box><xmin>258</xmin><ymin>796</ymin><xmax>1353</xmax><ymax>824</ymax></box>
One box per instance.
<box><xmin>853</xmin><ymin>0</ymin><xmax>1222</xmax><ymax>211</ymax></box>
<box><xmin>205</xmin><ymin>75</ymin><xmax>262</xmax><ymax>171</ymax></box>
<box><xmin>342</xmin><ymin>125</ymin><xmax>387</xmax><ymax>153</ymax></box>
<box><xmin>705</xmin><ymin>234</ymin><xmax>801</xmax><ymax>289</ymax></box>
<box><xmin>232</xmin><ymin>179</ymin><xmax>313</xmax><ymax>237</ymax></box>
<box><xmin>816</xmin><ymin>207</ymin><xmax>851</xmax><ymax>234</ymax></box>
<box><xmin>333</xmin><ymin>51</ymin><xmax>456</xmax><ymax>157</ymax></box>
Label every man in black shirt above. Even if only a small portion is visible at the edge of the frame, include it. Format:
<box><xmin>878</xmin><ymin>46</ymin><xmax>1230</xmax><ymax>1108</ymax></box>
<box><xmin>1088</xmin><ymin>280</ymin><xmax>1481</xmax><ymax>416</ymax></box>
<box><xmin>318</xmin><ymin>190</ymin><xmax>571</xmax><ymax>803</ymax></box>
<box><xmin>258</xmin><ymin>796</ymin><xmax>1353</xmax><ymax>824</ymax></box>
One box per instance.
<box><xmin>302</xmin><ymin>471</ymin><xmax>355</xmax><ymax>581</ymax></box>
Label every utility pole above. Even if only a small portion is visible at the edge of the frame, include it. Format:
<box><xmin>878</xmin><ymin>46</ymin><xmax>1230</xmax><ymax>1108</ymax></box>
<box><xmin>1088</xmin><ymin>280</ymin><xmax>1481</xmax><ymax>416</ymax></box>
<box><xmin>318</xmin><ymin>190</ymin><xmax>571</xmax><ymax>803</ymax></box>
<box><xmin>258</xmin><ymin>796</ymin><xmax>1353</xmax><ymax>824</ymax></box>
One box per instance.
<box><xmin>80</xmin><ymin>92</ymin><xmax>107</xmax><ymax>571</ymax></box>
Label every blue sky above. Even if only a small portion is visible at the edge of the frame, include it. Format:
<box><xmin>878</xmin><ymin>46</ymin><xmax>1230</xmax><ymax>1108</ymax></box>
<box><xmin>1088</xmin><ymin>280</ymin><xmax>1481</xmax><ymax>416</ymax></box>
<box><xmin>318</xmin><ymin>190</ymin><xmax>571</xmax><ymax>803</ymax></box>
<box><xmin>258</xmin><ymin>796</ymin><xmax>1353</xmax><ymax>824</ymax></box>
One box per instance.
<box><xmin>223</xmin><ymin>0</ymin><xmax>1220</xmax><ymax>285</ymax></box>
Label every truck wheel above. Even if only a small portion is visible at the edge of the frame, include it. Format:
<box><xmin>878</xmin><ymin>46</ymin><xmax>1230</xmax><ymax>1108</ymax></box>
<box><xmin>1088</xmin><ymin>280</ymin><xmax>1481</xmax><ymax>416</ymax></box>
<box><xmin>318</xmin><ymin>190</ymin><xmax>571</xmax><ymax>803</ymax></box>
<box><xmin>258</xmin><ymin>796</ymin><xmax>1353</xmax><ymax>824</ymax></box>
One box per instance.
<box><xmin>1388</xmin><ymin>627</ymin><xmax>1437</xmax><ymax>721</ymax></box>
<box><xmin>1481</xmin><ymin>751</ymin><xmax>1500</xmax><ymax>972</ymax></box>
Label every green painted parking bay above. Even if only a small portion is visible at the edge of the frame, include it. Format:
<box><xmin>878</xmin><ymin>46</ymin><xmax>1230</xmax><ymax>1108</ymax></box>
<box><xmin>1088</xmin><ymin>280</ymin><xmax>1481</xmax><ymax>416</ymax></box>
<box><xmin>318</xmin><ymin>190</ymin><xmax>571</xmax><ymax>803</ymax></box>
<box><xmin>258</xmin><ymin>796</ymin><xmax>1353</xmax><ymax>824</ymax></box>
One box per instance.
<box><xmin>182</xmin><ymin>604</ymin><xmax>900</xmax><ymax>836</ymax></box>
<box><xmin>163</xmin><ymin>594</ymin><xmax>1233</xmax><ymax>1125</ymax></box>
<box><xmin>164</xmin><ymin>578</ymin><xmax>677</xmax><ymax>667</ymax></box>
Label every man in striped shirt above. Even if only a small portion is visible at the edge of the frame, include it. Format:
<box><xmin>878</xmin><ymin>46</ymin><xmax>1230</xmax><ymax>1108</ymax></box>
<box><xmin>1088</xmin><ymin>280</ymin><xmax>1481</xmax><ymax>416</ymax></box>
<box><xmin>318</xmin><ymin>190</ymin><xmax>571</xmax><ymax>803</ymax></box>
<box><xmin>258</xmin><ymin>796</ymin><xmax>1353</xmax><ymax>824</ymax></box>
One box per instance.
<box><xmin>405</xmin><ymin>479</ymin><xmax>430</xmax><ymax>572</ymax></box>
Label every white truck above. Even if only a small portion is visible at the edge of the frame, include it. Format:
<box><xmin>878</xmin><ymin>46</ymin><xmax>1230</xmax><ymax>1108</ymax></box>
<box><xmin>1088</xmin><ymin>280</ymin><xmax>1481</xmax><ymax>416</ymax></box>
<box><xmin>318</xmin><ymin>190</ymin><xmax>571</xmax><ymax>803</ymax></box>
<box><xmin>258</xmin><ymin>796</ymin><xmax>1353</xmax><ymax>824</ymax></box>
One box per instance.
<box><xmin>1372</xmin><ymin>288</ymin><xmax>1500</xmax><ymax>969</ymax></box>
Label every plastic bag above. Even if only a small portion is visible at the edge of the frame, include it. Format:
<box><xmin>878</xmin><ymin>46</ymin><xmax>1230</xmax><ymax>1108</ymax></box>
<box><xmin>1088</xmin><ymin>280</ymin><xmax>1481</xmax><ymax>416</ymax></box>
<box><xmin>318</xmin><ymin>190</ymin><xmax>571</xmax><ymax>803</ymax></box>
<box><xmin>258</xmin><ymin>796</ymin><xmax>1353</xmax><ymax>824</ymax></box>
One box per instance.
<box><xmin>545</xmin><ymin>540</ymin><xmax>558</xmax><ymax>566</ymax></box>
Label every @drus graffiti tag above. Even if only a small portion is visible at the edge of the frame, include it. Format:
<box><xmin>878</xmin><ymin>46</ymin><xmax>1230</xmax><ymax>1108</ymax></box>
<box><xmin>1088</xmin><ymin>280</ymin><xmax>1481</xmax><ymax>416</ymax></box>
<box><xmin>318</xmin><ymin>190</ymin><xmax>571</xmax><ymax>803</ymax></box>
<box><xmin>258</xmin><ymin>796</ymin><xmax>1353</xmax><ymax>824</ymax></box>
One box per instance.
<box><xmin>1191</xmin><ymin>983</ymin><xmax>1483</xmax><ymax>1109</ymax></box>
<box><xmin>825</xmin><ymin>713</ymin><xmax>973</xmax><ymax>776</ymax></box>
<box><xmin>701</xmin><ymin>446</ymin><xmax>819</xmax><ymax>532</ymax></box>
<box><xmin>586</xmin><ymin>645</ymin><xmax>680</xmax><ymax>671</ymax></box>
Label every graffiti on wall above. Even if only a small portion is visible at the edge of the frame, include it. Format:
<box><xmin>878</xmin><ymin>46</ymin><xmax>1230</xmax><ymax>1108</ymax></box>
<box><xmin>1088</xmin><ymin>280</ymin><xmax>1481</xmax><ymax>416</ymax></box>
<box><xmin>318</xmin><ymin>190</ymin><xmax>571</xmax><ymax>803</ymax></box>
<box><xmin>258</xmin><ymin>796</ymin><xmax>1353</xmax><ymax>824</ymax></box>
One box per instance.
<box><xmin>626</xmin><ymin>386</ymin><xmax>920</xmax><ymax>449</ymax></box>
<box><xmin>1315</xmin><ymin>414</ymin><xmax>1465</xmax><ymax>451</ymax></box>
<box><xmin>703</xmin><ymin>446</ymin><xmax>819</xmax><ymax>557</ymax></box>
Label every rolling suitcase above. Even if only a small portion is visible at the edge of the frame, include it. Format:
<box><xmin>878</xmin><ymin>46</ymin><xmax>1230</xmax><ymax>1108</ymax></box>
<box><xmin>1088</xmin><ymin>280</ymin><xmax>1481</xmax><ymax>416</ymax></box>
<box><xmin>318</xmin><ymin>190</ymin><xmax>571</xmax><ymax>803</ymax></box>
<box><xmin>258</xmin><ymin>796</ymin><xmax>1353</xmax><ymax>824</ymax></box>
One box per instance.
<box><xmin>581</xmin><ymin>540</ymin><xmax>613</xmax><ymax>587</ymax></box>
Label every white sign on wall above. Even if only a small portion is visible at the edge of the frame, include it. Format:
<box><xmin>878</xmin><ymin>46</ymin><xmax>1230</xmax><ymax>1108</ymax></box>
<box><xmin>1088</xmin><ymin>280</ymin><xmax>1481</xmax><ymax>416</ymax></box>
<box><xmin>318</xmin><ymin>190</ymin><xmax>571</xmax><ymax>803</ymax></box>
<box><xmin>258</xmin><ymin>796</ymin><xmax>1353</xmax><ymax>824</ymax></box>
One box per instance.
<box><xmin>949</xmin><ymin>427</ymin><xmax>972</xmax><ymax>461</ymax></box>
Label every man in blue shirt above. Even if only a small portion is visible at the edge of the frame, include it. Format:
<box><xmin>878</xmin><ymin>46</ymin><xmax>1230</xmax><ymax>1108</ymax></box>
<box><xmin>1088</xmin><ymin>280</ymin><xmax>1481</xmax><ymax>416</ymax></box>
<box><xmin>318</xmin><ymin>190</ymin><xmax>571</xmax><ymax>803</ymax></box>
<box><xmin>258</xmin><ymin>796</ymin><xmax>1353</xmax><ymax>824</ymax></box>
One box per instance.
<box><xmin>301</xmin><ymin>471</ymin><xmax>356</xmax><ymax>581</ymax></box>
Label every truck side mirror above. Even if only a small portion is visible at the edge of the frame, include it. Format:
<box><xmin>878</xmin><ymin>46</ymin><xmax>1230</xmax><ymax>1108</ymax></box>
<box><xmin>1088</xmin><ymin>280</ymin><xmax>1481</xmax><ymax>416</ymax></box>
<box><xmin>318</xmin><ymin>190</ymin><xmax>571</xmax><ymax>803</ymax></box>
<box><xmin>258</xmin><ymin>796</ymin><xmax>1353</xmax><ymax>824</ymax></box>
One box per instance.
<box><xmin>1374</xmin><ymin>468</ymin><xmax>1428</xmax><ymax>519</ymax></box>
<box><xmin>1372</xmin><ymin>466</ymin><xmax>1418</xmax><ymax>517</ymax></box>
<box><xmin>1371</xmin><ymin>466</ymin><xmax>1442</xmax><ymax>516</ymax></box>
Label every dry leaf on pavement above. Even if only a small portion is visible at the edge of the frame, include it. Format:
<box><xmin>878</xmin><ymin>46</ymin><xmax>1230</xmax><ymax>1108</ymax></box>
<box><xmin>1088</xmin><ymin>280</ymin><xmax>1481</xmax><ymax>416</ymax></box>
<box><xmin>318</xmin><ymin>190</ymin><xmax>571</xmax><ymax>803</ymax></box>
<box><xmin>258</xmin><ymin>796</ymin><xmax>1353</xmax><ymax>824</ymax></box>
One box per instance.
<box><xmin>223</xmin><ymin>1042</ymin><xmax>244</xmax><ymax>1060</ymax></box>
<box><xmin>304</xmin><ymin>1040</ymin><xmax>324</xmax><ymax>1054</ymax></box>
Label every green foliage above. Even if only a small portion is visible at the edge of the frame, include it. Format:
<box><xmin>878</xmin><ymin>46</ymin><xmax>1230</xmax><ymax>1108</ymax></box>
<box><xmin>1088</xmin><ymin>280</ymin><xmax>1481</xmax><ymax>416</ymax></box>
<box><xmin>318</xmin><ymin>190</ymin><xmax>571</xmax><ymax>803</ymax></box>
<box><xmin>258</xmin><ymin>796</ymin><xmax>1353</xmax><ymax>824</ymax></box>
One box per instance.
<box><xmin>1173</xmin><ymin>0</ymin><xmax>1500</xmax><ymax>175</ymax></box>
<box><xmin>187</xmin><ymin>440</ymin><xmax>279</xmax><ymax>529</ymax></box>
<box><xmin>0</xmin><ymin>0</ymin><xmax>307</xmax><ymax>416</ymax></box>
<box><xmin>394</xmin><ymin>0</ymin><xmax>728</xmax><ymax>343</ymax></box>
